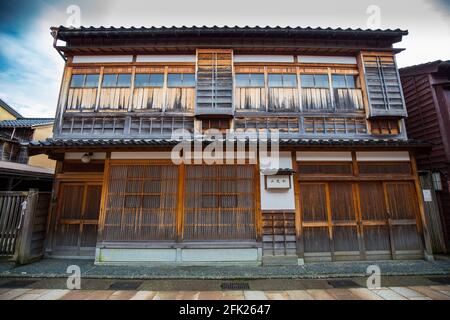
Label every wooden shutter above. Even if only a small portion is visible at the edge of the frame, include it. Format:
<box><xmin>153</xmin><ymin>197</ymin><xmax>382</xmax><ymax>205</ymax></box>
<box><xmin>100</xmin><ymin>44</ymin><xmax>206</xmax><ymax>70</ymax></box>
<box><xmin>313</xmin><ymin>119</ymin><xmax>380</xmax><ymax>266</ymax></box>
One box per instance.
<box><xmin>195</xmin><ymin>50</ymin><xmax>234</xmax><ymax>115</ymax></box>
<box><xmin>362</xmin><ymin>54</ymin><xmax>407</xmax><ymax>117</ymax></box>
<box><xmin>103</xmin><ymin>164</ymin><xmax>178</xmax><ymax>241</ymax></box>
<box><xmin>183</xmin><ymin>165</ymin><xmax>256</xmax><ymax>240</ymax></box>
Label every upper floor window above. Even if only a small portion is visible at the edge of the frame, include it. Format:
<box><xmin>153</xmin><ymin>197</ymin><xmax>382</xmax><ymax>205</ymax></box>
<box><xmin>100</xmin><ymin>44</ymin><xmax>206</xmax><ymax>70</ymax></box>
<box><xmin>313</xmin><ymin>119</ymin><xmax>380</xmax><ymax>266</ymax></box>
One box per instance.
<box><xmin>102</xmin><ymin>73</ymin><xmax>132</xmax><ymax>88</ymax></box>
<box><xmin>332</xmin><ymin>74</ymin><xmax>356</xmax><ymax>88</ymax></box>
<box><xmin>300</xmin><ymin>74</ymin><xmax>329</xmax><ymax>88</ymax></box>
<box><xmin>70</xmin><ymin>74</ymin><xmax>100</xmax><ymax>88</ymax></box>
<box><xmin>235</xmin><ymin>73</ymin><xmax>265</xmax><ymax>87</ymax></box>
<box><xmin>268</xmin><ymin>74</ymin><xmax>297</xmax><ymax>88</ymax></box>
<box><xmin>167</xmin><ymin>73</ymin><xmax>195</xmax><ymax>87</ymax></box>
<box><xmin>134</xmin><ymin>73</ymin><xmax>164</xmax><ymax>87</ymax></box>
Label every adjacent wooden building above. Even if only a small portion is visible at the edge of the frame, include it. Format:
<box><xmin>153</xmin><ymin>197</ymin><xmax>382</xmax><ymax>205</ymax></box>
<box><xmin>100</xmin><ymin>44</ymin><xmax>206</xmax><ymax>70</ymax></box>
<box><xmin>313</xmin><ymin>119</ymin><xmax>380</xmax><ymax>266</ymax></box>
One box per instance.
<box><xmin>29</xmin><ymin>26</ymin><xmax>433</xmax><ymax>265</ymax></box>
<box><xmin>400</xmin><ymin>60</ymin><xmax>450</xmax><ymax>253</ymax></box>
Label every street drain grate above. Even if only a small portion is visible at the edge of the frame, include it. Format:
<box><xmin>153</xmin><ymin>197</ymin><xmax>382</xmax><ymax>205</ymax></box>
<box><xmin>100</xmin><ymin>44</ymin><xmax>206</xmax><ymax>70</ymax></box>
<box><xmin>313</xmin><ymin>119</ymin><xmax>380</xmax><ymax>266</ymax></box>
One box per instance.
<box><xmin>220</xmin><ymin>282</ymin><xmax>250</xmax><ymax>290</ymax></box>
<box><xmin>327</xmin><ymin>279</ymin><xmax>361</xmax><ymax>288</ymax></box>
<box><xmin>109</xmin><ymin>281</ymin><xmax>143</xmax><ymax>290</ymax></box>
<box><xmin>428</xmin><ymin>277</ymin><xmax>450</xmax><ymax>285</ymax></box>
<box><xmin>0</xmin><ymin>280</ymin><xmax>37</xmax><ymax>288</ymax></box>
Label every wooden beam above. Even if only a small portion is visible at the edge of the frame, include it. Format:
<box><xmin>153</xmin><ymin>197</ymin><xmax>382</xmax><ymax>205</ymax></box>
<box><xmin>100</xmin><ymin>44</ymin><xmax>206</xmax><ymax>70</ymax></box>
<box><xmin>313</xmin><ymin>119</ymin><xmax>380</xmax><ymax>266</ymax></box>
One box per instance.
<box><xmin>96</xmin><ymin>152</ymin><xmax>111</xmax><ymax>245</ymax></box>
<box><xmin>410</xmin><ymin>152</ymin><xmax>434</xmax><ymax>259</ymax></box>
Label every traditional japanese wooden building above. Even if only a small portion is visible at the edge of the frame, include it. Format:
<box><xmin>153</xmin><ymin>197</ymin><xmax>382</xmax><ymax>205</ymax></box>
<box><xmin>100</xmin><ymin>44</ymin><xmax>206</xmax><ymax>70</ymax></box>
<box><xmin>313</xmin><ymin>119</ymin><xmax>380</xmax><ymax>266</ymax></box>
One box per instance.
<box><xmin>400</xmin><ymin>60</ymin><xmax>450</xmax><ymax>253</ymax></box>
<box><xmin>29</xmin><ymin>26</ymin><xmax>433</xmax><ymax>264</ymax></box>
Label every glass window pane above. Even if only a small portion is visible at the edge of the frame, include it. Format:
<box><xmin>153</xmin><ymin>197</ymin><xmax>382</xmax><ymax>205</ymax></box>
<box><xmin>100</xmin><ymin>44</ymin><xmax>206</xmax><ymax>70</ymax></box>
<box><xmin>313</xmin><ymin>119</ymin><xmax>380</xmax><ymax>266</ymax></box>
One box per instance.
<box><xmin>149</xmin><ymin>74</ymin><xmax>164</xmax><ymax>87</ymax></box>
<box><xmin>84</xmin><ymin>74</ymin><xmax>99</xmax><ymax>87</ymax></box>
<box><xmin>346</xmin><ymin>75</ymin><xmax>356</xmax><ymax>88</ymax></box>
<box><xmin>182</xmin><ymin>74</ymin><xmax>195</xmax><ymax>87</ymax></box>
<box><xmin>300</xmin><ymin>75</ymin><xmax>315</xmax><ymax>88</ymax></box>
<box><xmin>315</xmin><ymin>75</ymin><xmax>329</xmax><ymax>88</ymax></box>
<box><xmin>117</xmin><ymin>74</ymin><xmax>131</xmax><ymax>87</ymax></box>
<box><xmin>249</xmin><ymin>74</ymin><xmax>265</xmax><ymax>87</ymax></box>
<box><xmin>70</xmin><ymin>74</ymin><xmax>84</xmax><ymax>87</ymax></box>
<box><xmin>167</xmin><ymin>74</ymin><xmax>183</xmax><ymax>87</ymax></box>
<box><xmin>135</xmin><ymin>74</ymin><xmax>149</xmax><ymax>87</ymax></box>
<box><xmin>102</xmin><ymin>74</ymin><xmax>117</xmax><ymax>87</ymax></box>
<box><xmin>235</xmin><ymin>74</ymin><xmax>250</xmax><ymax>87</ymax></box>
<box><xmin>283</xmin><ymin>74</ymin><xmax>297</xmax><ymax>87</ymax></box>
<box><xmin>332</xmin><ymin>75</ymin><xmax>347</xmax><ymax>88</ymax></box>
<box><xmin>268</xmin><ymin>74</ymin><xmax>283</xmax><ymax>87</ymax></box>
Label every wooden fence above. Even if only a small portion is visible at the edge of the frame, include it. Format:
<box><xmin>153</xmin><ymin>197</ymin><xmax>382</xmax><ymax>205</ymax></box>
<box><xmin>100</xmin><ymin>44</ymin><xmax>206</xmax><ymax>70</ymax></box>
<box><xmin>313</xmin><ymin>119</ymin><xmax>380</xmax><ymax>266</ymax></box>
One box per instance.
<box><xmin>0</xmin><ymin>190</ymin><xmax>51</xmax><ymax>264</ymax></box>
<box><xmin>0</xmin><ymin>192</ymin><xmax>28</xmax><ymax>256</ymax></box>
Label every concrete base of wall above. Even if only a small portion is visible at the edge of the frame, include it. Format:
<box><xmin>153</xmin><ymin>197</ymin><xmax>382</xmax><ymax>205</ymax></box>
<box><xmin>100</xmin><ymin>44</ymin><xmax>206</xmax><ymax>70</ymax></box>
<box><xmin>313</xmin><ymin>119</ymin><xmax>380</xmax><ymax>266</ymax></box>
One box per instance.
<box><xmin>95</xmin><ymin>247</ymin><xmax>262</xmax><ymax>266</ymax></box>
<box><xmin>262</xmin><ymin>255</ymin><xmax>299</xmax><ymax>266</ymax></box>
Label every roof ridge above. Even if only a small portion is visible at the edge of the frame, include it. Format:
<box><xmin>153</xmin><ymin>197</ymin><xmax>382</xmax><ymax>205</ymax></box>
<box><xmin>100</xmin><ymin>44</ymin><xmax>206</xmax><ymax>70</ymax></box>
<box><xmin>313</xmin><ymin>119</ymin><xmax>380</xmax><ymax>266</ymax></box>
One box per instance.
<box><xmin>53</xmin><ymin>25</ymin><xmax>408</xmax><ymax>34</ymax></box>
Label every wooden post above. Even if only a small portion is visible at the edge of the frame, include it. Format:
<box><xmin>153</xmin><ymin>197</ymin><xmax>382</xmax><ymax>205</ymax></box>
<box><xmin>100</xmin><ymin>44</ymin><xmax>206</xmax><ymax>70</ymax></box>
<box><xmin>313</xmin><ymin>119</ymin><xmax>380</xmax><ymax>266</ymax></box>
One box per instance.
<box><xmin>14</xmin><ymin>189</ymin><xmax>39</xmax><ymax>265</ymax></box>
<box><xmin>291</xmin><ymin>152</ymin><xmax>304</xmax><ymax>261</ymax></box>
<box><xmin>176</xmin><ymin>163</ymin><xmax>185</xmax><ymax>242</ymax></box>
<box><xmin>45</xmin><ymin>159</ymin><xmax>63</xmax><ymax>255</ymax></box>
<box><xmin>411</xmin><ymin>152</ymin><xmax>434</xmax><ymax>260</ymax></box>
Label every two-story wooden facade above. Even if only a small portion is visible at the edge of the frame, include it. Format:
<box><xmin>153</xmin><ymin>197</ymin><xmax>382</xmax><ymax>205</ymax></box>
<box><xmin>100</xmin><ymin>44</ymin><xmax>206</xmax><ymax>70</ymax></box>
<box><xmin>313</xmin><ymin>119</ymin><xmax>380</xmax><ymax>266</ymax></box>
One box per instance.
<box><xmin>30</xmin><ymin>26</ymin><xmax>433</xmax><ymax>265</ymax></box>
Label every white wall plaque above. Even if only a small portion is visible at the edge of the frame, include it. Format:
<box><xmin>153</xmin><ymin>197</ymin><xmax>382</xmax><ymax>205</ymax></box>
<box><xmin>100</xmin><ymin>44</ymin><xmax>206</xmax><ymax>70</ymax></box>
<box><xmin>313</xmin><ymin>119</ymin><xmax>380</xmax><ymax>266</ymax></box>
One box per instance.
<box><xmin>265</xmin><ymin>175</ymin><xmax>291</xmax><ymax>189</ymax></box>
<box><xmin>422</xmin><ymin>189</ymin><xmax>433</xmax><ymax>202</ymax></box>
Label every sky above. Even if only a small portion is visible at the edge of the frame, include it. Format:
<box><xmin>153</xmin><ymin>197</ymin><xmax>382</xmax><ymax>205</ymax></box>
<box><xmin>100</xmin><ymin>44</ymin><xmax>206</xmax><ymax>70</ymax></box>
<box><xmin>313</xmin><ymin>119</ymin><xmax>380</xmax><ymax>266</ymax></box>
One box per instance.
<box><xmin>0</xmin><ymin>0</ymin><xmax>449</xmax><ymax>117</ymax></box>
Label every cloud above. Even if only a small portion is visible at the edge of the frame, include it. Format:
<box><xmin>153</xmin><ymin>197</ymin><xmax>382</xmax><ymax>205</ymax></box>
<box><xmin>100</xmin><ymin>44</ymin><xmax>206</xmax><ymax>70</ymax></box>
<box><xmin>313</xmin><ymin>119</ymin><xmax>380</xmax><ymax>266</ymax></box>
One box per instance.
<box><xmin>0</xmin><ymin>0</ymin><xmax>449</xmax><ymax>117</ymax></box>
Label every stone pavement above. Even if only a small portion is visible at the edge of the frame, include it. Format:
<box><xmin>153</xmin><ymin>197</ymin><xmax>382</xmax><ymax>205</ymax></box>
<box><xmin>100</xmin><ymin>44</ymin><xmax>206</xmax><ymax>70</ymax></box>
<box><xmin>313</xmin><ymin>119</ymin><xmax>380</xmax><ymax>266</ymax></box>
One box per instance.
<box><xmin>0</xmin><ymin>275</ymin><xmax>449</xmax><ymax>300</ymax></box>
<box><xmin>1</xmin><ymin>285</ymin><xmax>449</xmax><ymax>300</ymax></box>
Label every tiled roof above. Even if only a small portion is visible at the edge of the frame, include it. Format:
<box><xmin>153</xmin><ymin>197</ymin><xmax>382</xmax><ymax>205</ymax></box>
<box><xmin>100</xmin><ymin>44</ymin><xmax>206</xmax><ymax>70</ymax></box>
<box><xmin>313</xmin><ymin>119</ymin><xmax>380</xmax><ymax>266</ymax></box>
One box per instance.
<box><xmin>53</xmin><ymin>25</ymin><xmax>408</xmax><ymax>41</ymax></box>
<box><xmin>400</xmin><ymin>60</ymin><xmax>450</xmax><ymax>76</ymax></box>
<box><xmin>28</xmin><ymin>138</ymin><xmax>430</xmax><ymax>149</ymax></box>
<box><xmin>0</xmin><ymin>160</ymin><xmax>54</xmax><ymax>178</ymax></box>
<box><xmin>0</xmin><ymin>98</ymin><xmax>22</xmax><ymax>118</ymax></box>
<box><xmin>0</xmin><ymin>118</ymin><xmax>54</xmax><ymax>128</ymax></box>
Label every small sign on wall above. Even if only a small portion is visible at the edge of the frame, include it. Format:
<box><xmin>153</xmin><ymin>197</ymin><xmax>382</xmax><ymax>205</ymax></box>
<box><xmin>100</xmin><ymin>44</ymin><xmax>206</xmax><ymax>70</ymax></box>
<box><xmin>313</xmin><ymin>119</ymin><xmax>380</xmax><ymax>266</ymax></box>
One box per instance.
<box><xmin>265</xmin><ymin>175</ymin><xmax>291</xmax><ymax>189</ymax></box>
<box><xmin>422</xmin><ymin>189</ymin><xmax>433</xmax><ymax>202</ymax></box>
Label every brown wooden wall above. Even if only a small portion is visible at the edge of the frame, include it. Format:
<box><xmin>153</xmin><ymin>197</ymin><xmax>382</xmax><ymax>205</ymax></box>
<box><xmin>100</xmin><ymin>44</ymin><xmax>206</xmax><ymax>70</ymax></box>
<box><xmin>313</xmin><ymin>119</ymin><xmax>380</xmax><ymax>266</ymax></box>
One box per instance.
<box><xmin>294</xmin><ymin>154</ymin><xmax>427</xmax><ymax>262</ymax></box>
<box><xmin>401</xmin><ymin>72</ymin><xmax>450</xmax><ymax>249</ymax></box>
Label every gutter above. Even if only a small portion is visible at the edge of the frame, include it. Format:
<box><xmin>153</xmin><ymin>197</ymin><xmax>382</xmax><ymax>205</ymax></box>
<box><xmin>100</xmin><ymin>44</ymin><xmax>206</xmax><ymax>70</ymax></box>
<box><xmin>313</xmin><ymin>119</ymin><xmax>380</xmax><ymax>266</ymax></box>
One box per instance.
<box><xmin>51</xmin><ymin>27</ymin><xmax>67</xmax><ymax>61</ymax></box>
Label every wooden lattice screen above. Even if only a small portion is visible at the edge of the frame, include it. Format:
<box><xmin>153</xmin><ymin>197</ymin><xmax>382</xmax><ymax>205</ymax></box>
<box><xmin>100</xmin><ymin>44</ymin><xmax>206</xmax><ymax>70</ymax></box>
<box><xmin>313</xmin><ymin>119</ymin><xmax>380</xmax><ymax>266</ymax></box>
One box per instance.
<box><xmin>103</xmin><ymin>164</ymin><xmax>179</xmax><ymax>241</ymax></box>
<box><xmin>183</xmin><ymin>165</ymin><xmax>256</xmax><ymax>240</ymax></box>
<box><xmin>53</xmin><ymin>183</ymin><xmax>102</xmax><ymax>254</ymax></box>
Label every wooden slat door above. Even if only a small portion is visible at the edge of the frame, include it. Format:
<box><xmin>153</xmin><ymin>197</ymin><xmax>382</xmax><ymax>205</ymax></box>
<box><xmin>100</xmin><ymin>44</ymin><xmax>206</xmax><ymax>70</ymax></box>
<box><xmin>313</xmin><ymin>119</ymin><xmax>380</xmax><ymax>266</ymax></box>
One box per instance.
<box><xmin>329</xmin><ymin>182</ymin><xmax>361</xmax><ymax>260</ymax></box>
<box><xmin>53</xmin><ymin>182</ymin><xmax>102</xmax><ymax>256</ymax></box>
<box><xmin>299</xmin><ymin>182</ymin><xmax>362</xmax><ymax>261</ymax></box>
<box><xmin>384</xmin><ymin>181</ymin><xmax>423</xmax><ymax>258</ymax></box>
<box><xmin>298</xmin><ymin>183</ymin><xmax>332</xmax><ymax>261</ymax></box>
<box><xmin>358</xmin><ymin>182</ymin><xmax>393</xmax><ymax>260</ymax></box>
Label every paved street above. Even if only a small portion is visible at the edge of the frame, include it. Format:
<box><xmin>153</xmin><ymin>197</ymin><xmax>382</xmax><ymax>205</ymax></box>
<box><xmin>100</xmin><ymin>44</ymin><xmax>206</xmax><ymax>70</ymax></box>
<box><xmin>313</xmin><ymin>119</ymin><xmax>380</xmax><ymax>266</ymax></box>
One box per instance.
<box><xmin>0</xmin><ymin>276</ymin><xmax>449</xmax><ymax>300</ymax></box>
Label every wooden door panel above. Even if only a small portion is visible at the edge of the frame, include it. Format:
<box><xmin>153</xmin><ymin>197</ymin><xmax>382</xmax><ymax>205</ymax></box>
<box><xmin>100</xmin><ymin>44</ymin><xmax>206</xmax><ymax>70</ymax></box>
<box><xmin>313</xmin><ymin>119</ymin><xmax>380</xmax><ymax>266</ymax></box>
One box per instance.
<box><xmin>358</xmin><ymin>181</ymin><xmax>392</xmax><ymax>257</ymax></box>
<box><xmin>333</xmin><ymin>226</ymin><xmax>359</xmax><ymax>251</ymax></box>
<box><xmin>59</xmin><ymin>184</ymin><xmax>84</xmax><ymax>219</ymax></box>
<box><xmin>84</xmin><ymin>185</ymin><xmax>102</xmax><ymax>220</ymax></box>
<box><xmin>359</xmin><ymin>182</ymin><xmax>387</xmax><ymax>221</ymax></box>
<box><xmin>385</xmin><ymin>182</ymin><xmax>419</xmax><ymax>220</ymax></box>
<box><xmin>303</xmin><ymin>227</ymin><xmax>330</xmax><ymax>253</ymax></box>
<box><xmin>363</xmin><ymin>226</ymin><xmax>391</xmax><ymax>251</ymax></box>
<box><xmin>385</xmin><ymin>182</ymin><xmax>423</xmax><ymax>253</ymax></box>
<box><xmin>54</xmin><ymin>182</ymin><xmax>102</xmax><ymax>255</ymax></box>
<box><xmin>299</xmin><ymin>183</ymin><xmax>327</xmax><ymax>222</ymax></box>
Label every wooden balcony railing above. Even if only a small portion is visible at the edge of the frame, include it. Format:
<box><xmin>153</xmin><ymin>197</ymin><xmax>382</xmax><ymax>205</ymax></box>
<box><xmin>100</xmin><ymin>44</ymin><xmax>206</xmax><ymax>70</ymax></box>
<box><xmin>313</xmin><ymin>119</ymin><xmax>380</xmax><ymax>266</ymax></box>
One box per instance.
<box><xmin>56</xmin><ymin>111</ymin><xmax>375</xmax><ymax>139</ymax></box>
